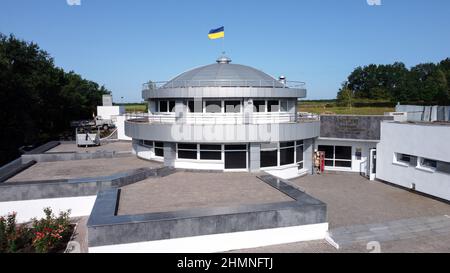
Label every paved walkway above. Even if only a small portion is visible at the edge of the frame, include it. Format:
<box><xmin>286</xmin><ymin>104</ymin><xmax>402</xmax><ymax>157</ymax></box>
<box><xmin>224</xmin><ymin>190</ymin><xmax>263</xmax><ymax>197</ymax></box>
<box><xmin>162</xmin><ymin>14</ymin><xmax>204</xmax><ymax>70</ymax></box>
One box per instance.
<box><xmin>329</xmin><ymin>215</ymin><xmax>450</xmax><ymax>249</ymax></box>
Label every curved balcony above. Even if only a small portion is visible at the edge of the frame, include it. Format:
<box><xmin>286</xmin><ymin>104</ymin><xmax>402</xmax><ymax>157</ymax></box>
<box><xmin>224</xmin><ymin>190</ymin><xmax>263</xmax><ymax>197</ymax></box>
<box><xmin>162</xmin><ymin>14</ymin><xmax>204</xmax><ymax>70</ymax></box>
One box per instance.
<box><xmin>125</xmin><ymin>113</ymin><xmax>320</xmax><ymax>143</ymax></box>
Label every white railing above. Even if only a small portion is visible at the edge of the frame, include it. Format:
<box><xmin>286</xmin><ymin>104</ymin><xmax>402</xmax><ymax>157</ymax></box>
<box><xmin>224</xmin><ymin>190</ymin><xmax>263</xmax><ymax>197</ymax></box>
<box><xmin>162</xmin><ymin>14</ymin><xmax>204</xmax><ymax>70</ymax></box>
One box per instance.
<box><xmin>143</xmin><ymin>80</ymin><xmax>306</xmax><ymax>90</ymax></box>
<box><xmin>130</xmin><ymin>112</ymin><xmax>319</xmax><ymax>125</ymax></box>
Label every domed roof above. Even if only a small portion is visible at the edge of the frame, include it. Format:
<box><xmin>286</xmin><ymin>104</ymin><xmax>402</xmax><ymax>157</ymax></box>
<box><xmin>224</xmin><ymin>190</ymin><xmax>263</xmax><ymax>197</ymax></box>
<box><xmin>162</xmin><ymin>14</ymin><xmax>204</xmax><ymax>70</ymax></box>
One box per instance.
<box><xmin>162</xmin><ymin>56</ymin><xmax>284</xmax><ymax>88</ymax></box>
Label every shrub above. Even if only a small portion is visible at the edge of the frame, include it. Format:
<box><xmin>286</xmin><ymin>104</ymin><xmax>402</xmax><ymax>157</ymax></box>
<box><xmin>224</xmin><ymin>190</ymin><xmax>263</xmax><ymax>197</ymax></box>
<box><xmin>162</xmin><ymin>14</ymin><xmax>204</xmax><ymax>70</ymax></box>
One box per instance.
<box><xmin>0</xmin><ymin>212</ymin><xmax>33</xmax><ymax>253</ymax></box>
<box><xmin>31</xmin><ymin>208</ymin><xmax>72</xmax><ymax>253</ymax></box>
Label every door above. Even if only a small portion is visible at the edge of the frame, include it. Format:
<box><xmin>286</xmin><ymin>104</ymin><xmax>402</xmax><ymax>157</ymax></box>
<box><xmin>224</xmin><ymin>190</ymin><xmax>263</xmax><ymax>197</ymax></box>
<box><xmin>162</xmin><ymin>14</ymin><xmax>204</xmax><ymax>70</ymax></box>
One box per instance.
<box><xmin>369</xmin><ymin>149</ymin><xmax>377</xmax><ymax>181</ymax></box>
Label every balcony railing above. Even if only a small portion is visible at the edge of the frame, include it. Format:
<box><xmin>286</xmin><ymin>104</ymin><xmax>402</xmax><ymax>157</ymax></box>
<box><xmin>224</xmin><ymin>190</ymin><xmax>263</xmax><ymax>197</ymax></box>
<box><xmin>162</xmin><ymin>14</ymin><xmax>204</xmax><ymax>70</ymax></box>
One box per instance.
<box><xmin>142</xmin><ymin>80</ymin><xmax>306</xmax><ymax>90</ymax></box>
<box><xmin>126</xmin><ymin>112</ymin><xmax>319</xmax><ymax>125</ymax></box>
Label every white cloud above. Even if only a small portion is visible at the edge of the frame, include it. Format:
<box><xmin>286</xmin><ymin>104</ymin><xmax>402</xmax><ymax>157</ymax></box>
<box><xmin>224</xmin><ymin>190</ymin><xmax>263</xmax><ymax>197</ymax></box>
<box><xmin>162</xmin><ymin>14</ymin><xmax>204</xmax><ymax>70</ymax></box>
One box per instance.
<box><xmin>367</xmin><ymin>0</ymin><xmax>382</xmax><ymax>6</ymax></box>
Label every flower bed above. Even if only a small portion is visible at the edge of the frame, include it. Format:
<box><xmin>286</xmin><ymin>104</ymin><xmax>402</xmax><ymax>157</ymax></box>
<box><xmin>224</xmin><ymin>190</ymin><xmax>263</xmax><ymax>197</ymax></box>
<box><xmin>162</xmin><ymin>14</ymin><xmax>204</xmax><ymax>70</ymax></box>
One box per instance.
<box><xmin>0</xmin><ymin>208</ymin><xmax>74</xmax><ymax>253</ymax></box>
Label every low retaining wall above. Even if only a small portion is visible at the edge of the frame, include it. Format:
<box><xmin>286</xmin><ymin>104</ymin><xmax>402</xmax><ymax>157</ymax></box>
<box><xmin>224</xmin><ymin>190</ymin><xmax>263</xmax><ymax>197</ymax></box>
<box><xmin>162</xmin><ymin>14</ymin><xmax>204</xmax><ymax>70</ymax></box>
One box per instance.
<box><xmin>0</xmin><ymin>159</ymin><xmax>36</xmax><ymax>183</ymax></box>
<box><xmin>0</xmin><ymin>166</ymin><xmax>175</xmax><ymax>202</ymax></box>
<box><xmin>87</xmin><ymin>174</ymin><xmax>327</xmax><ymax>251</ymax></box>
<box><xmin>21</xmin><ymin>150</ymin><xmax>133</xmax><ymax>164</ymax></box>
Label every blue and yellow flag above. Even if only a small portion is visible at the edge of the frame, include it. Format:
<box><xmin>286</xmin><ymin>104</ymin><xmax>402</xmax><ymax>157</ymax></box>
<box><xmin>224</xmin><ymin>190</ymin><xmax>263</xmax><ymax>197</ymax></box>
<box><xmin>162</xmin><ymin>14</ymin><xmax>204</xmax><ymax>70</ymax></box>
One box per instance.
<box><xmin>208</xmin><ymin>26</ymin><xmax>224</xmax><ymax>40</ymax></box>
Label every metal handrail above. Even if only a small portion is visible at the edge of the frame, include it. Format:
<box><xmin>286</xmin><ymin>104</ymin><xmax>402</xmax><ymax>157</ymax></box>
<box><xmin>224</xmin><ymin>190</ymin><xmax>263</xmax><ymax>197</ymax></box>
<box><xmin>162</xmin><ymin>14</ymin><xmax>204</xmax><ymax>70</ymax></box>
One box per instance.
<box><xmin>126</xmin><ymin>112</ymin><xmax>319</xmax><ymax>125</ymax></box>
<box><xmin>142</xmin><ymin>80</ymin><xmax>306</xmax><ymax>90</ymax></box>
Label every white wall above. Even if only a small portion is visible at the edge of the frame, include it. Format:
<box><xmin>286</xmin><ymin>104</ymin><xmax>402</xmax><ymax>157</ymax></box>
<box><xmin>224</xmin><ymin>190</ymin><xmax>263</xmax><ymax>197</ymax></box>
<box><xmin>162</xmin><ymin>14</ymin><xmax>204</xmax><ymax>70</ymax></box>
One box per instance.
<box><xmin>376</xmin><ymin>122</ymin><xmax>450</xmax><ymax>201</ymax></box>
<box><xmin>114</xmin><ymin>115</ymin><xmax>132</xmax><ymax>141</ymax></box>
<box><xmin>316</xmin><ymin>139</ymin><xmax>377</xmax><ymax>173</ymax></box>
<box><xmin>0</xmin><ymin>196</ymin><xmax>97</xmax><ymax>223</ymax></box>
<box><xmin>89</xmin><ymin>222</ymin><xmax>328</xmax><ymax>253</ymax></box>
<box><xmin>97</xmin><ymin>106</ymin><xmax>125</xmax><ymax>120</ymax></box>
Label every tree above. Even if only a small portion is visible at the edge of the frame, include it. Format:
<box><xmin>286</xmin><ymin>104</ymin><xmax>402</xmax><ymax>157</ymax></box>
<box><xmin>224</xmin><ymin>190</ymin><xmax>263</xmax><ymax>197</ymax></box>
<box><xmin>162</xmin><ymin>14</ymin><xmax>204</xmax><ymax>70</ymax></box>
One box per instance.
<box><xmin>0</xmin><ymin>33</ymin><xmax>110</xmax><ymax>166</ymax></box>
<box><xmin>336</xmin><ymin>84</ymin><xmax>354</xmax><ymax>108</ymax></box>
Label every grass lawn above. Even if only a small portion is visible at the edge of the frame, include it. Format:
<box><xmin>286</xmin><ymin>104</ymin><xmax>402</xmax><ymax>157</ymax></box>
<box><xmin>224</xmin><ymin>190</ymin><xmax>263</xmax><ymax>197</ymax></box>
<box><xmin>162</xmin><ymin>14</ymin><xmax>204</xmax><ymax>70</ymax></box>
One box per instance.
<box><xmin>121</xmin><ymin>103</ymin><xmax>147</xmax><ymax>113</ymax></box>
<box><xmin>299</xmin><ymin>100</ymin><xmax>394</xmax><ymax>115</ymax></box>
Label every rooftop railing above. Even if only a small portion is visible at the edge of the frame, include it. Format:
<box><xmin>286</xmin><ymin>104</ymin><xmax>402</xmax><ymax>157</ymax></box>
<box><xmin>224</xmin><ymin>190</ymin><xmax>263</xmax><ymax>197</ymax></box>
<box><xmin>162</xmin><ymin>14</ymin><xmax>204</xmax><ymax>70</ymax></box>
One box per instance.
<box><xmin>125</xmin><ymin>112</ymin><xmax>319</xmax><ymax>125</ymax></box>
<box><xmin>142</xmin><ymin>80</ymin><xmax>306</xmax><ymax>90</ymax></box>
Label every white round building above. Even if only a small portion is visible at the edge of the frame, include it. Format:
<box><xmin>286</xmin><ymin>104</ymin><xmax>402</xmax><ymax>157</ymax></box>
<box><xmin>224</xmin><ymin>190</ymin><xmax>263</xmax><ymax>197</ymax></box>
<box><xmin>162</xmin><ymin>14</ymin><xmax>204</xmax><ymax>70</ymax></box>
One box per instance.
<box><xmin>125</xmin><ymin>56</ymin><xmax>320</xmax><ymax>176</ymax></box>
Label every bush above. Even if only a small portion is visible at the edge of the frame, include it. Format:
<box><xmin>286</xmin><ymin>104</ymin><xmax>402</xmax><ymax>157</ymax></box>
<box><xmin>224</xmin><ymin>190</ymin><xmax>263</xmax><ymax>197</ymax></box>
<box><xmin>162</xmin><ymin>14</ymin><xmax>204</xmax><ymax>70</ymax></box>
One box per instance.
<box><xmin>31</xmin><ymin>208</ymin><xmax>72</xmax><ymax>253</ymax></box>
<box><xmin>0</xmin><ymin>212</ymin><xmax>33</xmax><ymax>253</ymax></box>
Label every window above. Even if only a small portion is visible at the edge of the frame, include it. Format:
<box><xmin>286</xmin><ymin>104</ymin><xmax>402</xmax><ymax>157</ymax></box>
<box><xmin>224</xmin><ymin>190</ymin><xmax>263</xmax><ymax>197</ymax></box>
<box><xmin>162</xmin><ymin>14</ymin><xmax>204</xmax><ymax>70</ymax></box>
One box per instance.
<box><xmin>260</xmin><ymin>143</ymin><xmax>278</xmax><ymax>168</ymax></box>
<box><xmin>205</xmin><ymin>100</ymin><xmax>222</xmax><ymax>113</ymax></box>
<box><xmin>420</xmin><ymin>158</ymin><xmax>437</xmax><ymax>169</ymax></box>
<box><xmin>267</xmin><ymin>100</ymin><xmax>279</xmax><ymax>112</ymax></box>
<box><xmin>253</xmin><ymin>100</ymin><xmax>266</xmax><ymax>112</ymax></box>
<box><xmin>296</xmin><ymin>141</ymin><xmax>304</xmax><ymax>168</ymax></box>
<box><xmin>396</xmin><ymin>153</ymin><xmax>417</xmax><ymax>166</ymax></box>
<box><xmin>169</xmin><ymin>101</ymin><xmax>176</xmax><ymax>112</ymax></box>
<box><xmin>280</xmin><ymin>141</ymin><xmax>295</xmax><ymax>166</ymax></box>
<box><xmin>225</xmin><ymin>100</ymin><xmax>241</xmax><ymax>113</ymax></box>
<box><xmin>261</xmin><ymin>141</ymin><xmax>304</xmax><ymax>168</ymax></box>
<box><xmin>224</xmin><ymin>145</ymin><xmax>247</xmax><ymax>169</ymax></box>
<box><xmin>155</xmin><ymin>142</ymin><xmax>164</xmax><ymax>157</ymax></box>
<box><xmin>159</xmin><ymin>100</ymin><xmax>168</xmax><ymax>112</ymax></box>
<box><xmin>158</xmin><ymin>100</ymin><xmax>175</xmax><ymax>113</ymax></box>
<box><xmin>318</xmin><ymin>145</ymin><xmax>352</xmax><ymax>168</ymax></box>
<box><xmin>142</xmin><ymin>140</ymin><xmax>153</xmax><ymax>148</ymax></box>
<box><xmin>177</xmin><ymin>143</ymin><xmax>197</xmax><ymax>159</ymax></box>
<box><xmin>355</xmin><ymin>148</ymin><xmax>362</xmax><ymax>160</ymax></box>
<box><xmin>437</xmin><ymin>161</ymin><xmax>450</xmax><ymax>174</ymax></box>
<box><xmin>186</xmin><ymin>100</ymin><xmax>202</xmax><ymax>113</ymax></box>
<box><xmin>200</xmin><ymin>144</ymin><xmax>221</xmax><ymax>160</ymax></box>
<box><xmin>280</xmin><ymin>100</ymin><xmax>288</xmax><ymax>112</ymax></box>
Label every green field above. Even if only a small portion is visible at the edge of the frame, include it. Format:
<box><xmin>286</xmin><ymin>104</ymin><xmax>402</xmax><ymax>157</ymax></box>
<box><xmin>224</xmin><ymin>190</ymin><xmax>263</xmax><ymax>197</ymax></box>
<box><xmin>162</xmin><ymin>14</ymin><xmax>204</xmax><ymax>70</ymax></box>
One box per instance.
<box><xmin>298</xmin><ymin>100</ymin><xmax>394</xmax><ymax>115</ymax></box>
<box><xmin>118</xmin><ymin>101</ymin><xmax>395</xmax><ymax>116</ymax></box>
<box><xmin>120</xmin><ymin>103</ymin><xmax>147</xmax><ymax>113</ymax></box>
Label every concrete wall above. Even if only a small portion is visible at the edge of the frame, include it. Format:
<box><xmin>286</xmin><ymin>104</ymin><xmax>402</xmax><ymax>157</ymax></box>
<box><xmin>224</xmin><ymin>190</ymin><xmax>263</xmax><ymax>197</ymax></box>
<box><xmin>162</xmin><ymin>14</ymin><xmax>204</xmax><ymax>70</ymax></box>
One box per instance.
<box><xmin>376</xmin><ymin>122</ymin><xmax>450</xmax><ymax>201</ymax></box>
<box><xmin>320</xmin><ymin>115</ymin><xmax>393</xmax><ymax>140</ymax></box>
<box><xmin>97</xmin><ymin>106</ymin><xmax>125</xmax><ymax>120</ymax></box>
<box><xmin>396</xmin><ymin>105</ymin><xmax>450</xmax><ymax>122</ymax></box>
<box><xmin>126</xmin><ymin>120</ymin><xmax>320</xmax><ymax>143</ymax></box>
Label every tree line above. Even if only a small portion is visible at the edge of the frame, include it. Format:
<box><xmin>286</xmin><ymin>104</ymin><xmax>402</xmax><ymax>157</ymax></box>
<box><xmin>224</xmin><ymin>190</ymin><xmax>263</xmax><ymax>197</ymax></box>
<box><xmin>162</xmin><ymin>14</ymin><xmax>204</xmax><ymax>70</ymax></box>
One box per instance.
<box><xmin>337</xmin><ymin>58</ymin><xmax>450</xmax><ymax>106</ymax></box>
<box><xmin>0</xmin><ymin>34</ymin><xmax>110</xmax><ymax>166</ymax></box>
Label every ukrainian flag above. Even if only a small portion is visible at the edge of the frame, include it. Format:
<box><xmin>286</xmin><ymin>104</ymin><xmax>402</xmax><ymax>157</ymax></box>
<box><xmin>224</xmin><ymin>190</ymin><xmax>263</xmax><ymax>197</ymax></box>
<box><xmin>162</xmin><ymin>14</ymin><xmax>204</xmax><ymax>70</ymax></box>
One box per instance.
<box><xmin>208</xmin><ymin>26</ymin><xmax>224</xmax><ymax>40</ymax></box>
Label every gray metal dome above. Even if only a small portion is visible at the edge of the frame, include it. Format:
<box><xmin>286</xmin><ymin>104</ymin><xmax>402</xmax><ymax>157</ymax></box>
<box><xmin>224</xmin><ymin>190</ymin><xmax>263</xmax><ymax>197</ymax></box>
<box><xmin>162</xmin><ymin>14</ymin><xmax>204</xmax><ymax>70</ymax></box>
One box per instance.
<box><xmin>162</xmin><ymin>56</ymin><xmax>285</xmax><ymax>88</ymax></box>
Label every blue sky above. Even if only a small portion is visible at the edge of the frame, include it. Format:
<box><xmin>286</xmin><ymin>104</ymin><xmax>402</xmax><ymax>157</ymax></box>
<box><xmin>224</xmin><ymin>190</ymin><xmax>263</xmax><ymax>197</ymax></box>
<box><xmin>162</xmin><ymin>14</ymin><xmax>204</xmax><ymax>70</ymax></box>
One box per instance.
<box><xmin>1</xmin><ymin>0</ymin><xmax>449</xmax><ymax>102</ymax></box>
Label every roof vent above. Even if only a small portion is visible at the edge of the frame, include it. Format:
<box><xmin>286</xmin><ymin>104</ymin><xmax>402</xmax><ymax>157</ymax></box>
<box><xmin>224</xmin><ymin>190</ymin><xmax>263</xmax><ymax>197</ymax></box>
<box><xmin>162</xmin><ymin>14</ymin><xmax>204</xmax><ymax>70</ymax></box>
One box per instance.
<box><xmin>216</xmin><ymin>54</ymin><xmax>232</xmax><ymax>64</ymax></box>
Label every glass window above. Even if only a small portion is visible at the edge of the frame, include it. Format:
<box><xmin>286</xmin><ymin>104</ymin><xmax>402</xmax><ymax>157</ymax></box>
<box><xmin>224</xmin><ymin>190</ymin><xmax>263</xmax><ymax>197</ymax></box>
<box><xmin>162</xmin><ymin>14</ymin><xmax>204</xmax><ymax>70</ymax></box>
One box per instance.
<box><xmin>159</xmin><ymin>100</ymin><xmax>168</xmax><ymax>112</ymax></box>
<box><xmin>143</xmin><ymin>140</ymin><xmax>153</xmax><ymax>147</ymax></box>
<box><xmin>169</xmin><ymin>101</ymin><xmax>176</xmax><ymax>112</ymax></box>
<box><xmin>178</xmin><ymin>150</ymin><xmax>197</xmax><ymax>159</ymax></box>
<box><xmin>280</xmin><ymin>141</ymin><xmax>295</xmax><ymax>148</ymax></box>
<box><xmin>280</xmin><ymin>100</ymin><xmax>288</xmax><ymax>112</ymax></box>
<box><xmin>280</xmin><ymin>147</ymin><xmax>294</xmax><ymax>166</ymax></box>
<box><xmin>200</xmin><ymin>144</ymin><xmax>221</xmax><ymax>150</ymax></box>
<box><xmin>335</xmin><ymin>146</ymin><xmax>352</xmax><ymax>160</ymax></box>
<box><xmin>225</xmin><ymin>151</ymin><xmax>247</xmax><ymax>169</ymax></box>
<box><xmin>398</xmin><ymin>153</ymin><xmax>417</xmax><ymax>166</ymax></box>
<box><xmin>296</xmin><ymin>145</ymin><xmax>303</xmax><ymax>163</ymax></box>
<box><xmin>437</xmin><ymin>161</ymin><xmax>450</xmax><ymax>174</ymax></box>
<box><xmin>155</xmin><ymin>142</ymin><xmax>164</xmax><ymax>157</ymax></box>
<box><xmin>318</xmin><ymin>145</ymin><xmax>334</xmax><ymax>159</ymax></box>
<box><xmin>253</xmin><ymin>100</ymin><xmax>266</xmax><ymax>112</ymax></box>
<box><xmin>199</xmin><ymin>144</ymin><xmax>221</xmax><ymax>160</ymax></box>
<box><xmin>178</xmin><ymin>143</ymin><xmax>197</xmax><ymax>150</ymax></box>
<box><xmin>325</xmin><ymin>160</ymin><xmax>334</xmax><ymax>167</ymax></box>
<box><xmin>225</xmin><ymin>100</ymin><xmax>241</xmax><ymax>113</ymax></box>
<box><xmin>205</xmin><ymin>100</ymin><xmax>222</xmax><ymax>113</ymax></box>
<box><xmin>335</xmin><ymin>160</ymin><xmax>352</xmax><ymax>167</ymax></box>
<box><xmin>355</xmin><ymin>148</ymin><xmax>362</xmax><ymax>160</ymax></box>
<box><xmin>261</xmin><ymin>150</ymin><xmax>278</xmax><ymax>168</ymax></box>
<box><xmin>268</xmin><ymin>100</ymin><xmax>279</xmax><ymax>112</ymax></box>
<box><xmin>200</xmin><ymin>151</ymin><xmax>221</xmax><ymax>160</ymax></box>
<box><xmin>225</xmin><ymin>145</ymin><xmax>247</xmax><ymax>151</ymax></box>
<box><xmin>421</xmin><ymin>158</ymin><xmax>437</xmax><ymax>169</ymax></box>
